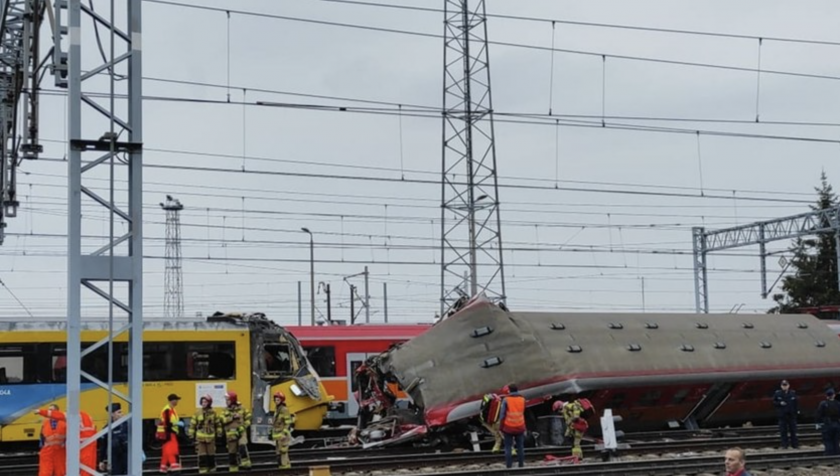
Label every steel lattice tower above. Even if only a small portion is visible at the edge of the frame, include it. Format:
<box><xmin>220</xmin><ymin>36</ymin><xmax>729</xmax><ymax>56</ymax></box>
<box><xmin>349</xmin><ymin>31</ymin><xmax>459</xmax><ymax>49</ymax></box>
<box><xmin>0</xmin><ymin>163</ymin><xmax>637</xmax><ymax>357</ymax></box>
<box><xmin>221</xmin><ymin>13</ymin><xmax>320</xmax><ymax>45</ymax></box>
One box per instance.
<box><xmin>161</xmin><ymin>195</ymin><xmax>184</xmax><ymax>318</ymax></box>
<box><xmin>440</xmin><ymin>0</ymin><xmax>506</xmax><ymax>315</ymax></box>
<box><xmin>60</xmin><ymin>1</ymin><xmax>145</xmax><ymax>474</ymax></box>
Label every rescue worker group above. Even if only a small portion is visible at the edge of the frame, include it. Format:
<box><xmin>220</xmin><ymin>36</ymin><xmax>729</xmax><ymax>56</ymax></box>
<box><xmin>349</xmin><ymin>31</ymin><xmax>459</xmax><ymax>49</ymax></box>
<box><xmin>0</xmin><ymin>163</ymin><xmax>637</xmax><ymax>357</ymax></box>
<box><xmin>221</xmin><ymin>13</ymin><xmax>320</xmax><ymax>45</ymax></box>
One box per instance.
<box><xmin>35</xmin><ymin>390</ymin><xmax>293</xmax><ymax>475</ymax></box>
<box><xmin>479</xmin><ymin>384</ymin><xmax>593</xmax><ymax>469</ymax></box>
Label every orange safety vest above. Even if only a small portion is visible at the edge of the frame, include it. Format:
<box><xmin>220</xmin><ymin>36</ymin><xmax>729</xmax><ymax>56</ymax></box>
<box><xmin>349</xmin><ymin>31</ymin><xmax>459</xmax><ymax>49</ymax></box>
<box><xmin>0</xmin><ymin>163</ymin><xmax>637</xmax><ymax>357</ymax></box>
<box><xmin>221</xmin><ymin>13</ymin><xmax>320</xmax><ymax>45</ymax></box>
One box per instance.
<box><xmin>501</xmin><ymin>395</ymin><xmax>526</xmax><ymax>435</ymax></box>
<box><xmin>156</xmin><ymin>404</ymin><xmax>180</xmax><ymax>440</ymax></box>
<box><xmin>41</xmin><ymin>416</ymin><xmax>67</xmax><ymax>448</ymax></box>
<box><xmin>80</xmin><ymin>411</ymin><xmax>96</xmax><ymax>439</ymax></box>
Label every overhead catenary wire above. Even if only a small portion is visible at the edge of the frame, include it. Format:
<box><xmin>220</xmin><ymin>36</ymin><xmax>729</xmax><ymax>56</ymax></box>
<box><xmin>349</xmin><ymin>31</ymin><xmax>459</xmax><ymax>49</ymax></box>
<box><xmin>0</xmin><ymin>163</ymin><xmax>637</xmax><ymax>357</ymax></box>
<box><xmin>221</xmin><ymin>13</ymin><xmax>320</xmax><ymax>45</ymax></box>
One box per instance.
<box><xmin>314</xmin><ymin>0</ymin><xmax>840</xmax><ymax>47</ymax></box>
<box><xmin>143</xmin><ymin>0</ymin><xmax>840</xmax><ymax>84</ymax></box>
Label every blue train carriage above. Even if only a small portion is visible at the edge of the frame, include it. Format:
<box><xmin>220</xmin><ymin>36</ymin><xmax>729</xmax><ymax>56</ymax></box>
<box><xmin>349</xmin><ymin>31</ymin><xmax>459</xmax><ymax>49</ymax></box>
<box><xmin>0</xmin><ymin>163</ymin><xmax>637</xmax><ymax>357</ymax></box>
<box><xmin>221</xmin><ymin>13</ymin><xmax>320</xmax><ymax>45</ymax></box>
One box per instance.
<box><xmin>0</xmin><ymin>312</ymin><xmax>332</xmax><ymax>446</ymax></box>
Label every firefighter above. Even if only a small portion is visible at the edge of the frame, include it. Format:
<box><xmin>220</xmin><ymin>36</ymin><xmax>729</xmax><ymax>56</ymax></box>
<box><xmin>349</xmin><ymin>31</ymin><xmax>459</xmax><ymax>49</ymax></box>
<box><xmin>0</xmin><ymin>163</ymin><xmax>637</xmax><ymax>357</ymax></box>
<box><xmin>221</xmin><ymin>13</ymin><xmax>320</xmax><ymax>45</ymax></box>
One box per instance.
<box><xmin>479</xmin><ymin>393</ymin><xmax>503</xmax><ymax>453</ymax></box>
<box><xmin>34</xmin><ymin>404</ymin><xmax>67</xmax><ymax>476</ymax></box>
<box><xmin>36</xmin><ymin>405</ymin><xmax>97</xmax><ymax>475</ymax></box>
<box><xmin>157</xmin><ymin>393</ymin><xmax>184</xmax><ymax>473</ymax></box>
<box><xmin>222</xmin><ymin>391</ymin><xmax>252</xmax><ymax>472</ymax></box>
<box><xmin>555</xmin><ymin>398</ymin><xmax>592</xmax><ymax>460</ymax></box>
<box><xmin>188</xmin><ymin>394</ymin><xmax>223</xmax><ymax>474</ymax></box>
<box><xmin>271</xmin><ymin>391</ymin><xmax>295</xmax><ymax>470</ymax></box>
<box><xmin>498</xmin><ymin>384</ymin><xmax>526</xmax><ymax>469</ymax></box>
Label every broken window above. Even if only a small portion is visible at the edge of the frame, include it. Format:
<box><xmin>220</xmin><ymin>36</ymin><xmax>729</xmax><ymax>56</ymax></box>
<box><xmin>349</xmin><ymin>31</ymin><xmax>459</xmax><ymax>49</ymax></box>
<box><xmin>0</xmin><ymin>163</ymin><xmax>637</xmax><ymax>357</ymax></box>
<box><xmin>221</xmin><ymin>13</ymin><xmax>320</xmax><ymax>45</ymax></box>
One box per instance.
<box><xmin>263</xmin><ymin>343</ymin><xmax>293</xmax><ymax>375</ymax></box>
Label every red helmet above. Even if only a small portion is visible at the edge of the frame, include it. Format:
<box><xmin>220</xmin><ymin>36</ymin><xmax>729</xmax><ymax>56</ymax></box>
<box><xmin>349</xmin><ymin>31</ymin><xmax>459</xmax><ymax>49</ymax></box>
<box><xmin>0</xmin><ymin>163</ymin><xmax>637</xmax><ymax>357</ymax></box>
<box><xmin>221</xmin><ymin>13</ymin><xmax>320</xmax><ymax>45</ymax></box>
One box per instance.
<box><xmin>501</xmin><ymin>385</ymin><xmax>510</xmax><ymax>395</ymax></box>
<box><xmin>273</xmin><ymin>391</ymin><xmax>286</xmax><ymax>403</ymax></box>
<box><xmin>552</xmin><ymin>400</ymin><xmax>565</xmax><ymax>412</ymax></box>
<box><xmin>225</xmin><ymin>391</ymin><xmax>238</xmax><ymax>404</ymax></box>
<box><xmin>200</xmin><ymin>394</ymin><xmax>213</xmax><ymax>406</ymax></box>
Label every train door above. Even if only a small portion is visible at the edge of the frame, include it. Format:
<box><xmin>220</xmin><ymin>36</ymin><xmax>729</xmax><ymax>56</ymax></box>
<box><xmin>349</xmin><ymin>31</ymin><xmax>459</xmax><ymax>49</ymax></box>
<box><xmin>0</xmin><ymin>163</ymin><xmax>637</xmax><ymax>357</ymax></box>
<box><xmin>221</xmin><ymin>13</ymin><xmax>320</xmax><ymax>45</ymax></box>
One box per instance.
<box><xmin>346</xmin><ymin>352</ymin><xmax>370</xmax><ymax>418</ymax></box>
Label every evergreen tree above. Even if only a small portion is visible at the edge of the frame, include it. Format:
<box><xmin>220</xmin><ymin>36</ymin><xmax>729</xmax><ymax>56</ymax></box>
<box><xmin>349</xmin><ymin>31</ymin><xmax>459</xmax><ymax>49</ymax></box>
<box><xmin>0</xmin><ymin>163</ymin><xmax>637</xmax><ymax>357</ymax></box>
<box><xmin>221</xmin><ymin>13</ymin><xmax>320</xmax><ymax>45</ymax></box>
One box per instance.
<box><xmin>770</xmin><ymin>172</ymin><xmax>840</xmax><ymax>315</ymax></box>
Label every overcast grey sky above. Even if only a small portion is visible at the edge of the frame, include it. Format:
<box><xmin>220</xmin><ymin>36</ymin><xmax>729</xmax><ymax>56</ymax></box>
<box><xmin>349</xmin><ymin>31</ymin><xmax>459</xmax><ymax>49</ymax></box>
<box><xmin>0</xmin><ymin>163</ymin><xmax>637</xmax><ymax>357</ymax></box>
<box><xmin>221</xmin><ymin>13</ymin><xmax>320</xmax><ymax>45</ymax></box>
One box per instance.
<box><xmin>3</xmin><ymin>0</ymin><xmax>840</xmax><ymax>323</ymax></box>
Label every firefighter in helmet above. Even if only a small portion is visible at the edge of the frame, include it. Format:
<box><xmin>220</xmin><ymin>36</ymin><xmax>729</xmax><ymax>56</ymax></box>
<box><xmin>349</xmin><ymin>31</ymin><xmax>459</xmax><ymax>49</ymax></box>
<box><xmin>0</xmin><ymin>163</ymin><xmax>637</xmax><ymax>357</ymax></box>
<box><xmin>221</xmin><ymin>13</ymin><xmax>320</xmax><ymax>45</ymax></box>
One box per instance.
<box><xmin>271</xmin><ymin>391</ymin><xmax>295</xmax><ymax>470</ymax></box>
<box><xmin>553</xmin><ymin>398</ymin><xmax>593</xmax><ymax>460</ymax></box>
<box><xmin>188</xmin><ymin>394</ymin><xmax>223</xmax><ymax>474</ymax></box>
<box><xmin>221</xmin><ymin>391</ymin><xmax>252</xmax><ymax>472</ymax></box>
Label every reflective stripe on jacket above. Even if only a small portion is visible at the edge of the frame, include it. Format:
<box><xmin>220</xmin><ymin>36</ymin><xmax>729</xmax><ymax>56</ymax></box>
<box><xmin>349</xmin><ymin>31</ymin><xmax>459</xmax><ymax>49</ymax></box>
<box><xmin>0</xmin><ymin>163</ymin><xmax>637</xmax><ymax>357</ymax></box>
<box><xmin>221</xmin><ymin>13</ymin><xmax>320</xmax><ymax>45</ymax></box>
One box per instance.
<box><xmin>272</xmin><ymin>405</ymin><xmax>294</xmax><ymax>440</ymax></box>
<box><xmin>157</xmin><ymin>404</ymin><xmax>180</xmax><ymax>438</ymax></box>
<box><xmin>222</xmin><ymin>403</ymin><xmax>251</xmax><ymax>441</ymax></box>
<box><xmin>188</xmin><ymin>408</ymin><xmax>223</xmax><ymax>442</ymax></box>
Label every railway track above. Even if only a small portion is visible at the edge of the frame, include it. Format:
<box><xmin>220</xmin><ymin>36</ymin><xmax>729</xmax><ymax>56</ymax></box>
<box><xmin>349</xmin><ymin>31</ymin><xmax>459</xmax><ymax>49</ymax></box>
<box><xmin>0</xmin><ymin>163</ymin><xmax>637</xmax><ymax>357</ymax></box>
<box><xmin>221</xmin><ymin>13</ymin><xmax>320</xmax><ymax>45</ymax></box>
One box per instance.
<box><xmin>1</xmin><ymin>430</ymin><xmax>826</xmax><ymax>476</ymax></box>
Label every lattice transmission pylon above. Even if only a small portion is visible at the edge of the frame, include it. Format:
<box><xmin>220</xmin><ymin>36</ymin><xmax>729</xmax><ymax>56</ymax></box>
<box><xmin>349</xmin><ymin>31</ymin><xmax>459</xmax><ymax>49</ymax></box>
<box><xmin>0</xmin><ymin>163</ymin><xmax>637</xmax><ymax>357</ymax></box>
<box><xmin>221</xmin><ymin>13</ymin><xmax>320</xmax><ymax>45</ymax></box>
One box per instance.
<box><xmin>161</xmin><ymin>195</ymin><xmax>184</xmax><ymax>318</ymax></box>
<box><xmin>440</xmin><ymin>0</ymin><xmax>506</xmax><ymax>315</ymax></box>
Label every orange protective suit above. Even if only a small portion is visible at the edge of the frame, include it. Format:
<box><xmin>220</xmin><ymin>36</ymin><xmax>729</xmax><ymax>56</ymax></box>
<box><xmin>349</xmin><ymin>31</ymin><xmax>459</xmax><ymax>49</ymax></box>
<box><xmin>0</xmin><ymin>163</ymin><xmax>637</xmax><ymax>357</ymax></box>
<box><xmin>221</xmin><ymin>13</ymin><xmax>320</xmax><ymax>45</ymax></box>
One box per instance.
<box><xmin>37</xmin><ymin>410</ymin><xmax>67</xmax><ymax>476</ymax></box>
<box><xmin>38</xmin><ymin>409</ymin><xmax>98</xmax><ymax>476</ymax></box>
<box><xmin>158</xmin><ymin>404</ymin><xmax>182</xmax><ymax>472</ymax></box>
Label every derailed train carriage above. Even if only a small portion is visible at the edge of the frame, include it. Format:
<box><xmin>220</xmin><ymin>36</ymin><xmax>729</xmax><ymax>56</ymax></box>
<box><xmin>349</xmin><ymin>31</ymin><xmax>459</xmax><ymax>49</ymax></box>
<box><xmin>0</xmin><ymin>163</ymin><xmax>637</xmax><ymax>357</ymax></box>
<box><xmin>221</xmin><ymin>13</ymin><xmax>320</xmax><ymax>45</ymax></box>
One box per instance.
<box><xmin>354</xmin><ymin>297</ymin><xmax>840</xmax><ymax>447</ymax></box>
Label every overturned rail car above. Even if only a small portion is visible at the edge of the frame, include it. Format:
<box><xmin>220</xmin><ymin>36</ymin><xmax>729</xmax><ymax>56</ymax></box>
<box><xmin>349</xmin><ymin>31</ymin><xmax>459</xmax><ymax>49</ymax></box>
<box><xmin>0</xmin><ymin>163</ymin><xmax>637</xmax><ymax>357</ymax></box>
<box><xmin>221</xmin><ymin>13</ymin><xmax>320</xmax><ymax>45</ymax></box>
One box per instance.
<box><xmin>357</xmin><ymin>298</ymin><xmax>840</xmax><ymax>446</ymax></box>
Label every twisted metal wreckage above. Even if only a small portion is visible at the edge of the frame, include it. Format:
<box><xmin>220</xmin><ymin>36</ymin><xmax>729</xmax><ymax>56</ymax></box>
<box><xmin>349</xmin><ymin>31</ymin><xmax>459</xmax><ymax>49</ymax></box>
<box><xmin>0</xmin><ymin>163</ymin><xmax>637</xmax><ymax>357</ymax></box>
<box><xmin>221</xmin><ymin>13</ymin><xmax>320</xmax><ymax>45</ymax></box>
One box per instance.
<box><xmin>349</xmin><ymin>296</ymin><xmax>840</xmax><ymax>449</ymax></box>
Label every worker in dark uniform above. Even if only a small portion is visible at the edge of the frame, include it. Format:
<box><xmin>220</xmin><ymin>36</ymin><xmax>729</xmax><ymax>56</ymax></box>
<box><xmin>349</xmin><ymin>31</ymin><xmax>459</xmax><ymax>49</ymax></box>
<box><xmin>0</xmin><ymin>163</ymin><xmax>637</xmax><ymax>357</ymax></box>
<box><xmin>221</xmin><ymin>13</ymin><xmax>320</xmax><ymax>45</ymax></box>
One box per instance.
<box><xmin>772</xmin><ymin>379</ymin><xmax>798</xmax><ymax>449</ymax></box>
<box><xmin>816</xmin><ymin>388</ymin><xmax>840</xmax><ymax>455</ymax></box>
<box><xmin>98</xmin><ymin>403</ymin><xmax>128</xmax><ymax>475</ymax></box>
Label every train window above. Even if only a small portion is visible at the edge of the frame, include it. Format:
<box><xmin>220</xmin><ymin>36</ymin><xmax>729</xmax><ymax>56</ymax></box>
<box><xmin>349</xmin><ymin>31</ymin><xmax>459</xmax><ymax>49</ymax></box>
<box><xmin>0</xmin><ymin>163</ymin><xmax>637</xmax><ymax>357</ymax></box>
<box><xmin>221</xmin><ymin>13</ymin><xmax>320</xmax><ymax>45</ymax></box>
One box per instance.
<box><xmin>81</xmin><ymin>343</ymin><xmax>128</xmax><ymax>384</ymax></box>
<box><xmin>186</xmin><ymin>342</ymin><xmax>235</xmax><ymax>380</ymax></box>
<box><xmin>638</xmin><ymin>390</ymin><xmax>661</xmax><ymax>406</ymax></box>
<box><xmin>608</xmin><ymin>392</ymin><xmax>626</xmax><ymax>408</ymax></box>
<box><xmin>51</xmin><ymin>345</ymin><xmax>67</xmax><ymax>383</ymax></box>
<box><xmin>263</xmin><ymin>343</ymin><xmax>293</xmax><ymax>375</ymax></box>
<box><xmin>305</xmin><ymin>347</ymin><xmax>336</xmax><ymax>377</ymax></box>
<box><xmin>144</xmin><ymin>343</ymin><xmax>177</xmax><ymax>381</ymax></box>
<box><xmin>550</xmin><ymin>323</ymin><xmax>566</xmax><ymax>330</ymax></box>
<box><xmin>626</xmin><ymin>344</ymin><xmax>642</xmax><ymax>352</ymax></box>
<box><xmin>0</xmin><ymin>345</ymin><xmax>35</xmax><ymax>383</ymax></box>
<box><xmin>671</xmin><ymin>388</ymin><xmax>690</xmax><ymax>405</ymax></box>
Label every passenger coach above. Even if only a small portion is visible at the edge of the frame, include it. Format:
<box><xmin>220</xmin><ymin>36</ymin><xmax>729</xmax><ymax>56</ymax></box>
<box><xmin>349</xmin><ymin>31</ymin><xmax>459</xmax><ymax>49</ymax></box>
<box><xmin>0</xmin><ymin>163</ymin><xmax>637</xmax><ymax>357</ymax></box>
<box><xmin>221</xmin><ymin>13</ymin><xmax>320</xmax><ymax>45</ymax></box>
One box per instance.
<box><xmin>0</xmin><ymin>312</ymin><xmax>332</xmax><ymax>446</ymax></box>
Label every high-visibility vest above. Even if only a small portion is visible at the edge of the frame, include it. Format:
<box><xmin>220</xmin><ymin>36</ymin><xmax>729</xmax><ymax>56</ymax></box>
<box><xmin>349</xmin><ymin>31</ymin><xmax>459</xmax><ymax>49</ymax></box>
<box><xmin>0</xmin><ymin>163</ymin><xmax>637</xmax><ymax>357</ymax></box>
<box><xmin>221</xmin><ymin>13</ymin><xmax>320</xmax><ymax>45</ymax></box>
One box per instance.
<box><xmin>156</xmin><ymin>404</ymin><xmax>180</xmax><ymax>440</ymax></box>
<box><xmin>80</xmin><ymin>411</ymin><xmax>96</xmax><ymax>441</ymax></box>
<box><xmin>38</xmin><ymin>409</ymin><xmax>95</xmax><ymax>442</ymax></box>
<box><xmin>41</xmin><ymin>417</ymin><xmax>67</xmax><ymax>448</ymax></box>
<box><xmin>501</xmin><ymin>395</ymin><xmax>526</xmax><ymax>435</ymax></box>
